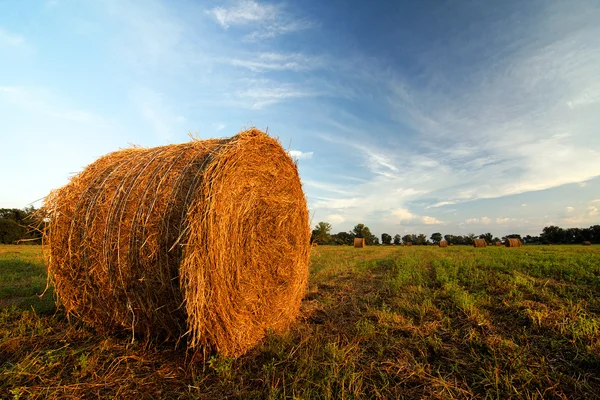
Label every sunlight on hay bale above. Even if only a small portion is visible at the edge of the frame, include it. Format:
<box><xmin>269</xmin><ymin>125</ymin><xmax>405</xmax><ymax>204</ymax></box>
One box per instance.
<box><xmin>439</xmin><ymin>240</ymin><xmax>448</xmax><ymax>248</ymax></box>
<box><xmin>505</xmin><ymin>238</ymin><xmax>523</xmax><ymax>247</ymax></box>
<box><xmin>473</xmin><ymin>239</ymin><xmax>487</xmax><ymax>248</ymax></box>
<box><xmin>42</xmin><ymin>128</ymin><xmax>310</xmax><ymax>357</ymax></box>
<box><xmin>354</xmin><ymin>238</ymin><xmax>365</xmax><ymax>248</ymax></box>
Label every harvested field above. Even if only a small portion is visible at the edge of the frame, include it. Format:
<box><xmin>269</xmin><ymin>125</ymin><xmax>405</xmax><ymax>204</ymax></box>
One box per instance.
<box><xmin>2</xmin><ymin>244</ymin><xmax>600</xmax><ymax>398</ymax></box>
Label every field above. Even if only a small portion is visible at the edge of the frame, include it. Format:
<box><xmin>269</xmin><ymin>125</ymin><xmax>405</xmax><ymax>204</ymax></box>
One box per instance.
<box><xmin>1</xmin><ymin>244</ymin><xmax>599</xmax><ymax>399</ymax></box>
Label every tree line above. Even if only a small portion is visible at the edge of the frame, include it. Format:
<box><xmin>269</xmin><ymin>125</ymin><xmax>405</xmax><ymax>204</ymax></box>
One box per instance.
<box><xmin>312</xmin><ymin>222</ymin><xmax>600</xmax><ymax>246</ymax></box>
<box><xmin>0</xmin><ymin>207</ymin><xmax>43</xmax><ymax>244</ymax></box>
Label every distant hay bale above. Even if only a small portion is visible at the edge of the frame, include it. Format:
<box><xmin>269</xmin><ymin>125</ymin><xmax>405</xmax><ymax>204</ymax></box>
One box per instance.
<box><xmin>583</xmin><ymin>241</ymin><xmax>591</xmax><ymax>246</ymax></box>
<box><xmin>354</xmin><ymin>238</ymin><xmax>365</xmax><ymax>248</ymax></box>
<box><xmin>439</xmin><ymin>240</ymin><xmax>448</xmax><ymax>248</ymax></box>
<box><xmin>495</xmin><ymin>242</ymin><xmax>502</xmax><ymax>247</ymax></box>
<box><xmin>473</xmin><ymin>239</ymin><xmax>487</xmax><ymax>248</ymax></box>
<box><xmin>42</xmin><ymin>128</ymin><xmax>310</xmax><ymax>357</ymax></box>
<box><xmin>406</xmin><ymin>242</ymin><xmax>413</xmax><ymax>247</ymax></box>
<box><xmin>505</xmin><ymin>238</ymin><xmax>523</xmax><ymax>247</ymax></box>
<box><xmin>449</xmin><ymin>243</ymin><xmax>454</xmax><ymax>246</ymax></box>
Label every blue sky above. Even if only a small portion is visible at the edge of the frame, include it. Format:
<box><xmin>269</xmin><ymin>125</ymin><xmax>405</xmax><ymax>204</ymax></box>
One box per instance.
<box><xmin>1</xmin><ymin>0</ymin><xmax>599</xmax><ymax>238</ymax></box>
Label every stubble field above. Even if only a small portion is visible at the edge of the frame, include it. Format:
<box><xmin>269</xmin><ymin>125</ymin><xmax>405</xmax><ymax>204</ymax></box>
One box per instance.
<box><xmin>1</xmin><ymin>244</ymin><xmax>599</xmax><ymax>399</ymax></box>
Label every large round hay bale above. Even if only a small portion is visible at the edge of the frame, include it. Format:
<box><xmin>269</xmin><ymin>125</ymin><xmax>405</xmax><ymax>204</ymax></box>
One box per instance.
<box><xmin>583</xmin><ymin>241</ymin><xmax>591</xmax><ymax>246</ymax></box>
<box><xmin>439</xmin><ymin>240</ymin><xmax>448</xmax><ymax>248</ymax></box>
<box><xmin>42</xmin><ymin>128</ymin><xmax>310</xmax><ymax>357</ymax></box>
<box><xmin>495</xmin><ymin>242</ymin><xmax>502</xmax><ymax>246</ymax></box>
<box><xmin>473</xmin><ymin>239</ymin><xmax>487</xmax><ymax>248</ymax></box>
<box><xmin>354</xmin><ymin>238</ymin><xmax>365</xmax><ymax>248</ymax></box>
<box><xmin>505</xmin><ymin>238</ymin><xmax>522</xmax><ymax>247</ymax></box>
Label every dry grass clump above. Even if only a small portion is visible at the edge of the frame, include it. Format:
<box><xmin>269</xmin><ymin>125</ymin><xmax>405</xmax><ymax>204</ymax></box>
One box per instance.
<box><xmin>354</xmin><ymin>238</ymin><xmax>365</xmax><ymax>248</ymax></box>
<box><xmin>439</xmin><ymin>240</ymin><xmax>448</xmax><ymax>248</ymax></box>
<box><xmin>505</xmin><ymin>238</ymin><xmax>523</xmax><ymax>248</ymax></box>
<box><xmin>583</xmin><ymin>241</ymin><xmax>591</xmax><ymax>246</ymax></box>
<box><xmin>42</xmin><ymin>128</ymin><xmax>310</xmax><ymax>357</ymax></box>
<box><xmin>473</xmin><ymin>239</ymin><xmax>487</xmax><ymax>248</ymax></box>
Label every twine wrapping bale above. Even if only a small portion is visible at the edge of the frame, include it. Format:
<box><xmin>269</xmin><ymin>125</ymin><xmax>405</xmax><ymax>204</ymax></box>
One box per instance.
<box><xmin>505</xmin><ymin>238</ymin><xmax>523</xmax><ymax>247</ymax></box>
<box><xmin>42</xmin><ymin>128</ymin><xmax>310</xmax><ymax>357</ymax></box>
<box><xmin>473</xmin><ymin>239</ymin><xmax>487</xmax><ymax>248</ymax></box>
<box><xmin>583</xmin><ymin>241</ymin><xmax>591</xmax><ymax>246</ymax></box>
<box><xmin>354</xmin><ymin>238</ymin><xmax>365</xmax><ymax>248</ymax></box>
<box><xmin>439</xmin><ymin>240</ymin><xmax>448</xmax><ymax>248</ymax></box>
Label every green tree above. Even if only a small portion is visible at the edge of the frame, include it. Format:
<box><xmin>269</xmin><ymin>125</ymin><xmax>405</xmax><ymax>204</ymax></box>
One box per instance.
<box><xmin>416</xmin><ymin>234</ymin><xmax>427</xmax><ymax>245</ymax></box>
<box><xmin>381</xmin><ymin>233</ymin><xmax>392</xmax><ymax>245</ymax></box>
<box><xmin>331</xmin><ymin>231</ymin><xmax>354</xmax><ymax>245</ymax></box>
<box><xmin>479</xmin><ymin>233</ymin><xmax>493</xmax><ymax>243</ymax></box>
<box><xmin>393</xmin><ymin>234</ymin><xmax>401</xmax><ymax>245</ymax></box>
<box><xmin>430</xmin><ymin>232</ymin><xmax>442</xmax><ymax>244</ymax></box>
<box><xmin>311</xmin><ymin>222</ymin><xmax>332</xmax><ymax>245</ymax></box>
<box><xmin>352</xmin><ymin>224</ymin><xmax>370</xmax><ymax>239</ymax></box>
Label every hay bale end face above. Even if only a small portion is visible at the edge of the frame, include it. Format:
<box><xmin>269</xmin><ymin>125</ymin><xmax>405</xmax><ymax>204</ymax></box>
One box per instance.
<box><xmin>473</xmin><ymin>239</ymin><xmax>487</xmax><ymax>248</ymax></box>
<box><xmin>439</xmin><ymin>240</ymin><xmax>448</xmax><ymax>248</ymax></box>
<box><xmin>354</xmin><ymin>238</ymin><xmax>365</xmax><ymax>248</ymax></box>
<box><xmin>42</xmin><ymin>128</ymin><xmax>310</xmax><ymax>357</ymax></box>
<box><xmin>505</xmin><ymin>238</ymin><xmax>523</xmax><ymax>247</ymax></box>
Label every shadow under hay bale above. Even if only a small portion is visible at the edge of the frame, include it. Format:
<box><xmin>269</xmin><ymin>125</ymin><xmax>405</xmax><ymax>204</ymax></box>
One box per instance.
<box><xmin>505</xmin><ymin>238</ymin><xmax>523</xmax><ymax>247</ymax></box>
<box><xmin>439</xmin><ymin>240</ymin><xmax>448</xmax><ymax>248</ymax></box>
<box><xmin>473</xmin><ymin>239</ymin><xmax>487</xmax><ymax>248</ymax></box>
<box><xmin>42</xmin><ymin>128</ymin><xmax>310</xmax><ymax>357</ymax></box>
<box><xmin>353</xmin><ymin>238</ymin><xmax>365</xmax><ymax>248</ymax></box>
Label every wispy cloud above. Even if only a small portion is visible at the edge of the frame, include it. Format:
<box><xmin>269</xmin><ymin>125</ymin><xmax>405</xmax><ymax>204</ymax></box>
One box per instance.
<box><xmin>228</xmin><ymin>52</ymin><xmax>322</xmax><ymax>72</ymax></box>
<box><xmin>130</xmin><ymin>87</ymin><xmax>186</xmax><ymax>140</ymax></box>
<box><xmin>206</xmin><ymin>0</ymin><xmax>314</xmax><ymax>40</ymax></box>
<box><xmin>0</xmin><ymin>27</ymin><xmax>25</xmax><ymax>47</ymax></box>
<box><xmin>235</xmin><ymin>81</ymin><xmax>319</xmax><ymax>109</ymax></box>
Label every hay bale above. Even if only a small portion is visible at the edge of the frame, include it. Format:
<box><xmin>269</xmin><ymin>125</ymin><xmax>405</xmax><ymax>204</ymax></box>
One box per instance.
<box><xmin>473</xmin><ymin>239</ymin><xmax>487</xmax><ymax>248</ymax></box>
<box><xmin>505</xmin><ymin>238</ymin><xmax>522</xmax><ymax>247</ymax></box>
<box><xmin>583</xmin><ymin>241</ymin><xmax>591</xmax><ymax>246</ymax></box>
<box><xmin>449</xmin><ymin>243</ymin><xmax>454</xmax><ymax>246</ymax></box>
<box><xmin>495</xmin><ymin>242</ymin><xmax>502</xmax><ymax>247</ymax></box>
<box><xmin>354</xmin><ymin>238</ymin><xmax>365</xmax><ymax>248</ymax></box>
<box><xmin>439</xmin><ymin>240</ymin><xmax>448</xmax><ymax>248</ymax></box>
<box><xmin>406</xmin><ymin>242</ymin><xmax>413</xmax><ymax>247</ymax></box>
<box><xmin>42</xmin><ymin>128</ymin><xmax>310</xmax><ymax>357</ymax></box>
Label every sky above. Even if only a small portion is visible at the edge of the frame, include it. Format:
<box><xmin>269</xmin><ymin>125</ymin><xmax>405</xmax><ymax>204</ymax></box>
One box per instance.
<box><xmin>1</xmin><ymin>0</ymin><xmax>599</xmax><ymax>239</ymax></box>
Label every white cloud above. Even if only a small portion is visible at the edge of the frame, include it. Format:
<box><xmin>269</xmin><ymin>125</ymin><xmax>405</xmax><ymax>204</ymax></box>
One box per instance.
<box><xmin>566</xmin><ymin>206</ymin><xmax>575</xmax><ymax>213</ymax></box>
<box><xmin>289</xmin><ymin>150</ymin><xmax>313</xmax><ymax>160</ymax></box>
<box><xmin>206</xmin><ymin>0</ymin><xmax>313</xmax><ymax>40</ymax></box>
<box><xmin>421</xmin><ymin>216</ymin><xmax>443</xmax><ymax>225</ymax></box>
<box><xmin>496</xmin><ymin>217</ymin><xmax>513</xmax><ymax>224</ymax></box>
<box><xmin>327</xmin><ymin>214</ymin><xmax>345</xmax><ymax>225</ymax></box>
<box><xmin>228</xmin><ymin>52</ymin><xmax>321</xmax><ymax>72</ymax></box>
<box><xmin>392</xmin><ymin>208</ymin><xmax>415</xmax><ymax>221</ymax></box>
<box><xmin>521</xmin><ymin>203</ymin><xmax>527</xmax><ymax>207</ymax></box>
<box><xmin>427</xmin><ymin>201</ymin><xmax>456</xmax><ymax>208</ymax></box>
<box><xmin>236</xmin><ymin>81</ymin><xmax>319</xmax><ymax>109</ymax></box>
<box><xmin>0</xmin><ymin>27</ymin><xmax>24</xmax><ymax>47</ymax></box>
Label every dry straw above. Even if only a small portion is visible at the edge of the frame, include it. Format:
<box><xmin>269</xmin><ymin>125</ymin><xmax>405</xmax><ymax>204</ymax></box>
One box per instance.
<box><xmin>439</xmin><ymin>240</ymin><xmax>448</xmax><ymax>248</ymax></box>
<box><xmin>473</xmin><ymin>239</ymin><xmax>487</xmax><ymax>248</ymax></box>
<box><xmin>42</xmin><ymin>128</ymin><xmax>310</xmax><ymax>357</ymax></box>
<box><xmin>354</xmin><ymin>238</ymin><xmax>365</xmax><ymax>248</ymax></box>
<box><xmin>505</xmin><ymin>238</ymin><xmax>523</xmax><ymax>247</ymax></box>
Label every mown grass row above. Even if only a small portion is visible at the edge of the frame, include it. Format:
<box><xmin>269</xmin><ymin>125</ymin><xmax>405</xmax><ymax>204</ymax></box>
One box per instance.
<box><xmin>1</xmin><ymin>245</ymin><xmax>599</xmax><ymax>399</ymax></box>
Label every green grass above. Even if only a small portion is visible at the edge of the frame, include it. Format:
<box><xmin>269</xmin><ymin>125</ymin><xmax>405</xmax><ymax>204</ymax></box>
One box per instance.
<box><xmin>1</xmin><ymin>244</ymin><xmax>599</xmax><ymax>398</ymax></box>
